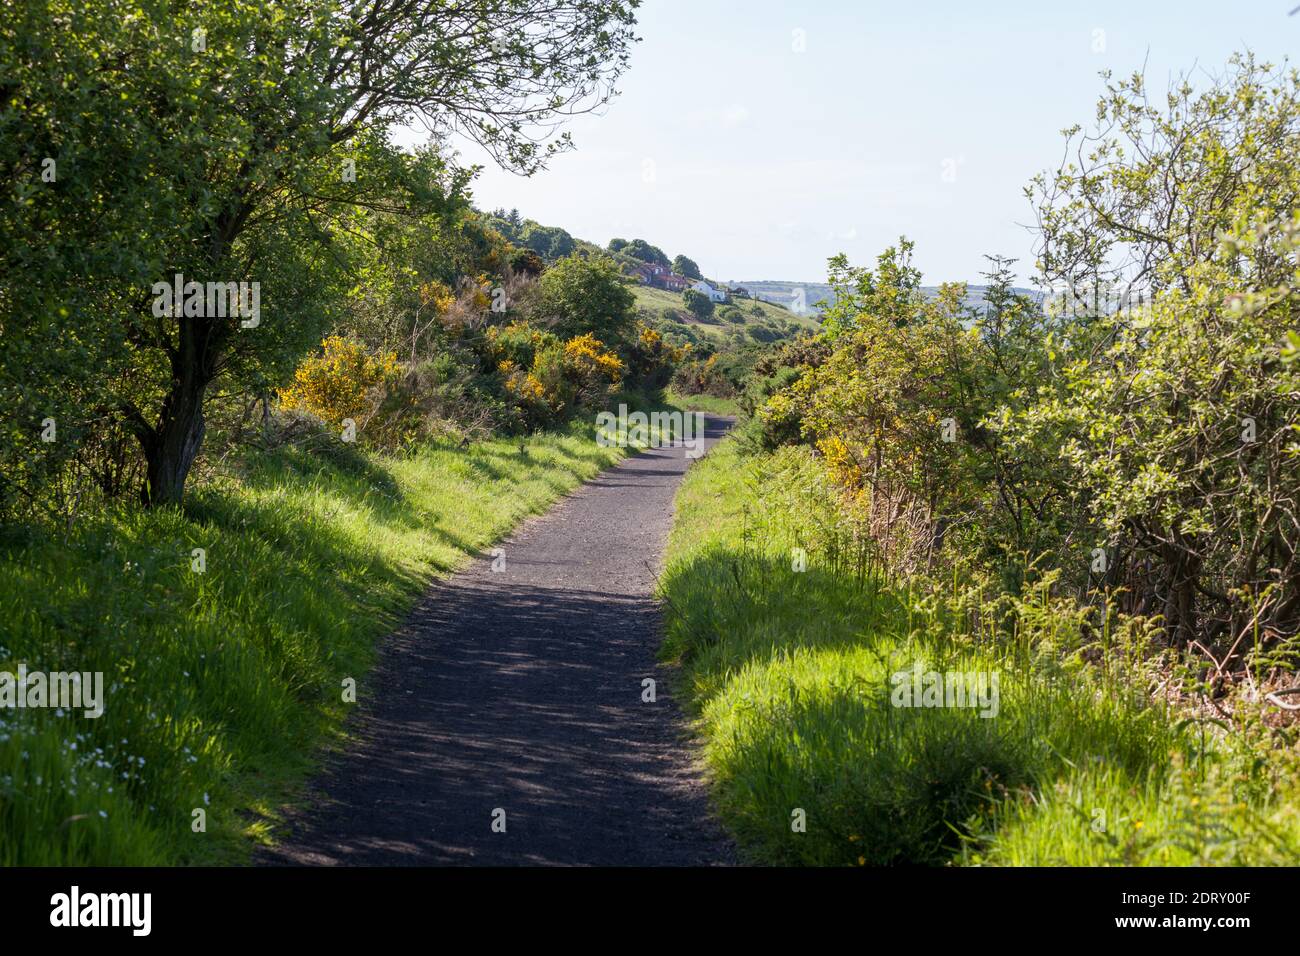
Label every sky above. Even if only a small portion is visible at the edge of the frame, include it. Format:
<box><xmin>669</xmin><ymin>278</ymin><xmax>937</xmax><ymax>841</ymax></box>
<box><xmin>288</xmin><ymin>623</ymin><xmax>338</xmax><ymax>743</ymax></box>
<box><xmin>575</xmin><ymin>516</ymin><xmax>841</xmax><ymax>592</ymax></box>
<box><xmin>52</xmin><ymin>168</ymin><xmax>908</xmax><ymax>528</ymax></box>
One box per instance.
<box><xmin>443</xmin><ymin>0</ymin><xmax>1299</xmax><ymax>286</ymax></box>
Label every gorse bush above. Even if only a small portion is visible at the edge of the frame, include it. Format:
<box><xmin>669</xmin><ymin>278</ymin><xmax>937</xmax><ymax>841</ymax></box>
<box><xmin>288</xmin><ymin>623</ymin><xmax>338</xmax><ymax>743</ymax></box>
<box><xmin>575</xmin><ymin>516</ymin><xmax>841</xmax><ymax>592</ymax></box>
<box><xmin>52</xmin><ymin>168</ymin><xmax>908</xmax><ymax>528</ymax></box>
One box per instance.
<box><xmin>486</xmin><ymin>323</ymin><xmax>625</xmax><ymax>429</ymax></box>
<box><xmin>561</xmin><ymin>333</ymin><xmax>625</xmax><ymax>386</ymax></box>
<box><xmin>278</xmin><ymin>337</ymin><xmax>399</xmax><ymax>430</ymax></box>
<box><xmin>364</xmin><ymin>354</ymin><xmax>506</xmax><ymax>449</ymax></box>
<box><xmin>769</xmin><ymin>248</ymin><xmax>1058</xmax><ymax>576</ymax></box>
<box><xmin>672</xmin><ymin>354</ymin><xmax>734</xmax><ymax>398</ymax></box>
<box><xmin>623</xmin><ymin>323</ymin><xmax>691</xmax><ymax>391</ymax></box>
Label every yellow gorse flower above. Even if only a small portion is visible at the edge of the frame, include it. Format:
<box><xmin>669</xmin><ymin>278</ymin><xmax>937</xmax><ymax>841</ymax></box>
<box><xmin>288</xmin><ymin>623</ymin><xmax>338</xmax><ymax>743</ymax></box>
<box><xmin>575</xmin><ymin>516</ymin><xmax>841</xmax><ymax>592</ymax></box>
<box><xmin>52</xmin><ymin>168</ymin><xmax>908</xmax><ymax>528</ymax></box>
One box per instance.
<box><xmin>278</xmin><ymin>336</ymin><xmax>398</xmax><ymax>427</ymax></box>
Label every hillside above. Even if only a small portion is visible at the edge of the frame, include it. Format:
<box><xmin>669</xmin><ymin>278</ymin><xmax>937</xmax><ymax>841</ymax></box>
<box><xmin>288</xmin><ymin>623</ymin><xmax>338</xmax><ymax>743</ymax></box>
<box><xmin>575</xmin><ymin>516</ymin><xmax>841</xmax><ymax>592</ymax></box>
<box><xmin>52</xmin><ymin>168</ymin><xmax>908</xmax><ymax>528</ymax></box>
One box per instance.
<box><xmin>631</xmin><ymin>283</ymin><xmax>821</xmax><ymax>347</ymax></box>
<box><xmin>480</xmin><ymin>209</ymin><xmax>823</xmax><ymax>347</ymax></box>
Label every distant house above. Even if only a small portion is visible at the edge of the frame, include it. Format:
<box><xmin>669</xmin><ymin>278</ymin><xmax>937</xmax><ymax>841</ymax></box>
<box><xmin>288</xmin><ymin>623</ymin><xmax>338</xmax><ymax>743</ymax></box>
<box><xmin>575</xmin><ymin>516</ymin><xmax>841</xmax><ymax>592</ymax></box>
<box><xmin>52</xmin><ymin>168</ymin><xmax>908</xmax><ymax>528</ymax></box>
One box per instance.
<box><xmin>728</xmin><ymin>285</ymin><xmax>751</xmax><ymax>299</ymax></box>
<box><xmin>631</xmin><ymin>261</ymin><xmax>690</xmax><ymax>292</ymax></box>
<box><xmin>691</xmin><ymin>279</ymin><xmax>728</xmax><ymax>303</ymax></box>
<box><xmin>628</xmin><ymin>261</ymin><xmax>655</xmax><ymax>283</ymax></box>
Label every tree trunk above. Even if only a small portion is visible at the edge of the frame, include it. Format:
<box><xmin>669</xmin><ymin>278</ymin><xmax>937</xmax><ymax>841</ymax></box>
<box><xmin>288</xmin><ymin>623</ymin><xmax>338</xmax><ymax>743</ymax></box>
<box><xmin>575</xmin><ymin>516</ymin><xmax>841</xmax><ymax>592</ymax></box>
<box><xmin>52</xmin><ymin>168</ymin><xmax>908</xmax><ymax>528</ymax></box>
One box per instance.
<box><xmin>132</xmin><ymin>204</ymin><xmax>246</xmax><ymax>507</ymax></box>
<box><xmin>140</xmin><ymin>310</ymin><xmax>224</xmax><ymax>508</ymax></box>
<box><xmin>142</xmin><ymin>375</ymin><xmax>207</xmax><ymax>507</ymax></box>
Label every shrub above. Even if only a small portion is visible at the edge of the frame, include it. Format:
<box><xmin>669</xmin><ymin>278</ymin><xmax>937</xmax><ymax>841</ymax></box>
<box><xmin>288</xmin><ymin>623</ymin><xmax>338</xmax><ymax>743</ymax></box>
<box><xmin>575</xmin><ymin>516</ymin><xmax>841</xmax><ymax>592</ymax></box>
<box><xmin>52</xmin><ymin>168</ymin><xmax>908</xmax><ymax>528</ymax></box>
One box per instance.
<box><xmin>746</xmin><ymin>367</ymin><xmax>804</xmax><ymax>449</ymax></box>
<box><xmin>773</xmin><ymin>245</ymin><xmax>1057</xmax><ymax>575</ymax></box>
<box><xmin>494</xmin><ymin>330</ymin><xmax>624</xmax><ymax>429</ymax></box>
<box><xmin>672</xmin><ymin>354</ymin><xmax>735</xmax><ymax>398</ymax></box>
<box><xmin>509</xmin><ymin>248</ymin><xmax>545</xmax><ymax>277</ymax></box>
<box><xmin>623</xmin><ymin>323</ymin><xmax>690</xmax><ymax>390</ymax></box>
<box><xmin>683</xmin><ymin>287</ymin><xmax>715</xmax><ymax>321</ymax></box>
<box><xmin>562</xmin><ymin>333</ymin><xmax>624</xmax><ymax>389</ymax></box>
<box><xmin>538</xmin><ymin>254</ymin><xmax>636</xmax><ymax>342</ymax></box>
<box><xmin>278</xmin><ymin>336</ymin><xmax>399</xmax><ymax>430</ymax></box>
<box><xmin>483</xmin><ymin>321</ymin><xmax>556</xmax><ymax>372</ymax></box>
<box><xmin>365</xmin><ymin>352</ymin><xmax>503</xmax><ymax>448</ymax></box>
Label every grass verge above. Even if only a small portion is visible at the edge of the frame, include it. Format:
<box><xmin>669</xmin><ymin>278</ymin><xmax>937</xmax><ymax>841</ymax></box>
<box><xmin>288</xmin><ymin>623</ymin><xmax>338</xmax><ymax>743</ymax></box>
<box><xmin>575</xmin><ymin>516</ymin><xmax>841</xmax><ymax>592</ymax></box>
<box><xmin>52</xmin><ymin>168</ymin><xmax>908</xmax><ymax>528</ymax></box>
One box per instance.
<box><xmin>0</xmin><ymin>415</ymin><xmax>634</xmax><ymax>864</ymax></box>
<box><xmin>658</xmin><ymin>433</ymin><xmax>1298</xmax><ymax>865</ymax></box>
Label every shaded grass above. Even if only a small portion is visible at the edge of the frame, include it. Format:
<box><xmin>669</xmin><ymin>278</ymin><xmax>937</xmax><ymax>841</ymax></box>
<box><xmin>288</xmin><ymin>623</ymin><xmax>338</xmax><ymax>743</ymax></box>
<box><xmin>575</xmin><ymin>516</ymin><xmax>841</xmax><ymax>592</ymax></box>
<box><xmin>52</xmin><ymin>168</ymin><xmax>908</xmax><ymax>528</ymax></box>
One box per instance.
<box><xmin>656</xmin><ymin>438</ymin><xmax>1266</xmax><ymax>866</ymax></box>
<box><xmin>0</xmin><ymin>417</ymin><xmax>626</xmax><ymax>864</ymax></box>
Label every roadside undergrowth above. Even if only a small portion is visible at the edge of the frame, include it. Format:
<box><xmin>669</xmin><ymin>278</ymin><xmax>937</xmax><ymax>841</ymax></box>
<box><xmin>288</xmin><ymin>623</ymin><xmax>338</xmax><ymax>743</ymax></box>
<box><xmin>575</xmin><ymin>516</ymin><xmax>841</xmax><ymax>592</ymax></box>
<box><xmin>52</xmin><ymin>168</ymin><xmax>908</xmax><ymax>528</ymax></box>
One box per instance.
<box><xmin>659</xmin><ymin>432</ymin><xmax>1300</xmax><ymax>866</ymax></box>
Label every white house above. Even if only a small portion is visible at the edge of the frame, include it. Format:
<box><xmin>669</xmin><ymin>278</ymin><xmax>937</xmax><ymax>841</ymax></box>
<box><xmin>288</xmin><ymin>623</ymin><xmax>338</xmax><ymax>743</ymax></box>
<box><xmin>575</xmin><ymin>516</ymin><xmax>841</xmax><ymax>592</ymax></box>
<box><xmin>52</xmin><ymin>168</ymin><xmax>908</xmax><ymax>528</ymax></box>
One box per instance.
<box><xmin>691</xmin><ymin>279</ymin><xmax>728</xmax><ymax>303</ymax></box>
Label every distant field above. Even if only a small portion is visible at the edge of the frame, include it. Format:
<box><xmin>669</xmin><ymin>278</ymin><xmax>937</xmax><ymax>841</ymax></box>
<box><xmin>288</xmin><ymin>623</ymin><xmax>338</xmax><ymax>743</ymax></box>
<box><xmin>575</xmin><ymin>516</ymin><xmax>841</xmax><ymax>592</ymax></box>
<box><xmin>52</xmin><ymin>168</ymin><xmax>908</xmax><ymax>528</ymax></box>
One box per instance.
<box><xmin>661</xmin><ymin>386</ymin><xmax>741</xmax><ymax>416</ymax></box>
<box><xmin>630</xmin><ymin>283</ymin><xmax>820</xmax><ymax>341</ymax></box>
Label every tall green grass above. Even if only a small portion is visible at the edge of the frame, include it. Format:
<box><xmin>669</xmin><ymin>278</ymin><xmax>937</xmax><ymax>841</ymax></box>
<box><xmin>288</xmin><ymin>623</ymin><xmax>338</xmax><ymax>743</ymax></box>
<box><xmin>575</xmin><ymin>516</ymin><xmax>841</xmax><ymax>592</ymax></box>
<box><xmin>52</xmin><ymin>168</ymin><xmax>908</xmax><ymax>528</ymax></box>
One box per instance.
<box><xmin>659</xmin><ymin>434</ymin><xmax>1296</xmax><ymax>866</ymax></box>
<box><xmin>661</xmin><ymin>386</ymin><xmax>740</xmax><ymax>417</ymax></box>
<box><xmin>0</xmin><ymin>418</ymin><xmax>627</xmax><ymax>864</ymax></box>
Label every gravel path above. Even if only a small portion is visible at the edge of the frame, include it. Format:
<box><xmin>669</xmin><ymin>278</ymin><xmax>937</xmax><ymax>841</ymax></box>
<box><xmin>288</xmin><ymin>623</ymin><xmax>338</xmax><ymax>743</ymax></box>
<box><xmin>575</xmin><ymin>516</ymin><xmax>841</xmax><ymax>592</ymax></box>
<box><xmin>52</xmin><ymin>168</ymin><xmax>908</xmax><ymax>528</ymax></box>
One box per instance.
<box><xmin>259</xmin><ymin>415</ymin><xmax>736</xmax><ymax>866</ymax></box>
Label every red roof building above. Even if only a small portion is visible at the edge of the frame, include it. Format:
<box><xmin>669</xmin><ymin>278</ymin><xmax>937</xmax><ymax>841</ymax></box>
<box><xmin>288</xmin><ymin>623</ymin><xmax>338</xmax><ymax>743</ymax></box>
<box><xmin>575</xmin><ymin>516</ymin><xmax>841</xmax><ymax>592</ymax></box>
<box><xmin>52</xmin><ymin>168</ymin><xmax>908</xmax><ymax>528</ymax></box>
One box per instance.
<box><xmin>630</xmin><ymin>261</ymin><xmax>690</xmax><ymax>292</ymax></box>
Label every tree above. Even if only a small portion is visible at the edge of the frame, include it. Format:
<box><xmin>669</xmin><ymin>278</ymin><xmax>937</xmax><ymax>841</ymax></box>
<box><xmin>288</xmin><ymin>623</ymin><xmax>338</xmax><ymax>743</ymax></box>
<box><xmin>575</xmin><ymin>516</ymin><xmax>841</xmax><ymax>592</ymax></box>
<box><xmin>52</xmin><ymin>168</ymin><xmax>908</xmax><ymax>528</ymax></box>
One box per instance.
<box><xmin>538</xmin><ymin>254</ymin><xmax>636</xmax><ymax>342</ymax></box>
<box><xmin>682</xmin><ymin>288</ymin><xmax>715</xmax><ymax>321</ymax></box>
<box><xmin>0</xmin><ymin>1</ymin><xmax>151</xmax><ymax>512</ymax></box>
<box><xmin>1017</xmin><ymin>55</ymin><xmax>1300</xmax><ymax>645</ymax></box>
<box><xmin>522</xmin><ymin>223</ymin><xmax>577</xmax><ymax>262</ymax></box>
<box><xmin>672</xmin><ymin>255</ymin><xmax>702</xmax><ymax>280</ymax></box>
<box><xmin>622</xmin><ymin>239</ymin><xmax>670</xmax><ymax>267</ymax></box>
<box><xmin>509</xmin><ymin>248</ymin><xmax>546</xmax><ymax>278</ymax></box>
<box><xmin>3</xmin><ymin>0</ymin><xmax>640</xmax><ymax>507</ymax></box>
<box><xmin>1030</xmin><ymin>53</ymin><xmax>1300</xmax><ymax>303</ymax></box>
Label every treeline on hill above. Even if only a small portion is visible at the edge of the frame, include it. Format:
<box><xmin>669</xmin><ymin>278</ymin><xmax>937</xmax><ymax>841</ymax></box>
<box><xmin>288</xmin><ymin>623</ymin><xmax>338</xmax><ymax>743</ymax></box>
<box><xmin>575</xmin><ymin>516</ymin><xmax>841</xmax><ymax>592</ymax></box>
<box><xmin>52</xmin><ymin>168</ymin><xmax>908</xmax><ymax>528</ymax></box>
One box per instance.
<box><xmin>0</xmin><ymin>0</ymin><xmax>661</xmax><ymax>863</ymax></box>
<box><xmin>662</xmin><ymin>53</ymin><xmax>1300</xmax><ymax>865</ymax></box>
<box><xmin>479</xmin><ymin>209</ymin><xmax>809</xmax><ymax>400</ymax></box>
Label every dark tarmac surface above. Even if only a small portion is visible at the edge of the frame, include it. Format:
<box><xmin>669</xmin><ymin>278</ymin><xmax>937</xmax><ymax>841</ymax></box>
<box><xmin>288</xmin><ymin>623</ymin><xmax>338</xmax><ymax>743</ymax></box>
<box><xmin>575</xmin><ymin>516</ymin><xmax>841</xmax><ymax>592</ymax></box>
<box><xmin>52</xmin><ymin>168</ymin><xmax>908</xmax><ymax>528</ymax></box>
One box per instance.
<box><xmin>259</xmin><ymin>415</ymin><xmax>736</xmax><ymax>866</ymax></box>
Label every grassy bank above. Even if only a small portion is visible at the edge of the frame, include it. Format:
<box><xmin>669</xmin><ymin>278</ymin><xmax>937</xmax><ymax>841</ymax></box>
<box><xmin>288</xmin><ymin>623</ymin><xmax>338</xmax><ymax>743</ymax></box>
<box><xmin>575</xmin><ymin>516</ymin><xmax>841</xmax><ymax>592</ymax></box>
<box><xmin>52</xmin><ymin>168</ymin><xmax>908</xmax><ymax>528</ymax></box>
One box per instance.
<box><xmin>659</xmin><ymin>432</ymin><xmax>1300</xmax><ymax>865</ymax></box>
<box><xmin>0</xmin><ymin>415</ymin><xmax>638</xmax><ymax>865</ymax></box>
<box><xmin>661</xmin><ymin>386</ymin><xmax>740</xmax><ymax>417</ymax></box>
<box><xmin>631</xmin><ymin>284</ymin><xmax>814</xmax><ymax>336</ymax></box>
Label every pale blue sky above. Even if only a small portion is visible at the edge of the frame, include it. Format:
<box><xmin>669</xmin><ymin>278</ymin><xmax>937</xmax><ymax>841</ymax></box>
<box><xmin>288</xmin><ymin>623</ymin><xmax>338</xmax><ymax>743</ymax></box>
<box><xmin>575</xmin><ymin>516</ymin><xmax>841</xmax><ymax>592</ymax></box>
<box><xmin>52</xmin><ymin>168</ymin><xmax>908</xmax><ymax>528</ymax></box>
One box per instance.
<box><xmin>452</xmin><ymin>1</ymin><xmax>1298</xmax><ymax>285</ymax></box>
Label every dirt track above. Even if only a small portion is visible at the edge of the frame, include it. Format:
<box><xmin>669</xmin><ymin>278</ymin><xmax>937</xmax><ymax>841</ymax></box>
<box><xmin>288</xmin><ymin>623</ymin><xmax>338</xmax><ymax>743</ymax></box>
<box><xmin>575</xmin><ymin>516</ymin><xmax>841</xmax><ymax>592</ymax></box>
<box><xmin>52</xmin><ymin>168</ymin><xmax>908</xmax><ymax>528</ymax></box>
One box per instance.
<box><xmin>259</xmin><ymin>415</ymin><xmax>736</xmax><ymax>866</ymax></box>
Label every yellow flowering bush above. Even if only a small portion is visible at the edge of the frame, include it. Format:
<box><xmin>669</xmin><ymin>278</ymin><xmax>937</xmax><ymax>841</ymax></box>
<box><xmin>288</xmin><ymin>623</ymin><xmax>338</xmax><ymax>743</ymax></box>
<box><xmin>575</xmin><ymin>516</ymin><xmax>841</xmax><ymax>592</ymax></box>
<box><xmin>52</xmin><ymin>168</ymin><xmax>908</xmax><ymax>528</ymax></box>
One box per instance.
<box><xmin>498</xmin><ymin>359</ymin><xmax>549</xmax><ymax>407</ymax></box>
<box><xmin>278</xmin><ymin>336</ymin><xmax>399</xmax><ymax>427</ymax></box>
<box><xmin>419</xmin><ymin>280</ymin><xmax>456</xmax><ymax>315</ymax></box>
<box><xmin>624</xmin><ymin>322</ymin><xmax>689</xmax><ymax>389</ymax></box>
<box><xmin>670</xmin><ymin>351</ymin><xmax>732</xmax><ymax>397</ymax></box>
<box><xmin>562</xmin><ymin>332</ymin><xmax>624</xmax><ymax>384</ymax></box>
<box><xmin>485</xmin><ymin>321</ymin><xmax>551</xmax><ymax>369</ymax></box>
<box><xmin>491</xmin><ymin>328</ymin><xmax>624</xmax><ymax>428</ymax></box>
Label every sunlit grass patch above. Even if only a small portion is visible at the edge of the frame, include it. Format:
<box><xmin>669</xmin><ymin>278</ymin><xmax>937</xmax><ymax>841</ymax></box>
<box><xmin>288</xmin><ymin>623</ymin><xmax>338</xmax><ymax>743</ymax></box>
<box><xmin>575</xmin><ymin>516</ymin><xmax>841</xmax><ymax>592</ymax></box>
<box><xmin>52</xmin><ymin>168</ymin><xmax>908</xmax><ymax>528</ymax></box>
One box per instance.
<box><xmin>0</xmin><ymin>416</ymin><xmax>623</xmax><ymax>864</ymax></box>
<box><xmin>658</xmin><ymin>437</ymin><xmax>1237</xmax><ymax>867</ymax></box>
